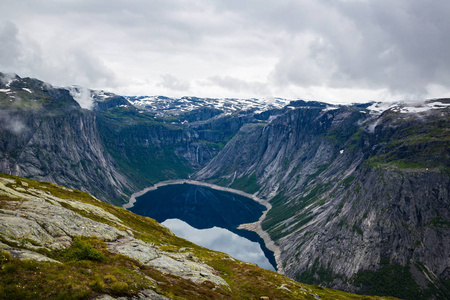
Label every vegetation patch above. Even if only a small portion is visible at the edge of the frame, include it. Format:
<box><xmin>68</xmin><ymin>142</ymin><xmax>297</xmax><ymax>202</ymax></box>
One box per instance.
<box><xmin>63</xmin><ymin>237</ymin><xmax>105</xmax><ymax>262</ymax></box>
<box><xmin>229</xmin><ymin>172</ymin><xmax>261</xmax><ymax>194</ymax></box>
<box><xmin>342</xmin><ymin>175</ymin><xmax>355</xmax><ymax>187</ymax></box>
<box><xmin>297</xmin><ymin>258</ymin><xmax>343</xmax><ymax>285</ymax></box>
<box><xmin>353</xmin><ymin>262</ymin><xmax>425</xmax><ymax>300</ymax></box>
<box><xmin>430</xmin><ymin>216</ymin><xmax>450</xmax><ymax>228</ymax></box>
<box><xmin>263</xmin><ymin>183</ymin><xmax>331</xmax><ymax>241</ymax></box>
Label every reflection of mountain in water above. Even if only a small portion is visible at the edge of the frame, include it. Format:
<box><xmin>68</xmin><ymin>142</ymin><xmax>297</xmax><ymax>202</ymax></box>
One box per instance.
<box><xmin>129</xmin><ymin>183</ymin><xmax>276</xmax><ymax>269</ymax></box>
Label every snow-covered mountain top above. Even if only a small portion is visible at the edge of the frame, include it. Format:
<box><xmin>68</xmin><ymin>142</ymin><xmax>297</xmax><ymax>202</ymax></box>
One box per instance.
<box><xmin>3</xmin><ymin>73</ymin><xmax>447</xmax><ymax>117</ymax></box>
<box><xmin>366</xmin><ymin>99</ymin><xmax>450</xmax><ymax>114</ymax></box>
<box><xmin>126</xmin><ymin>95</ymin><xmax>291</xmax><ymax>115</ymax></box>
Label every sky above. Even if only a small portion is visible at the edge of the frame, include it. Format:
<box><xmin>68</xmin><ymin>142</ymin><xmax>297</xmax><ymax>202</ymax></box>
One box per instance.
<box><xmin>1</xmin><ymin>0</ymin><xmax>449</xmax><ymax>103</ymax></box>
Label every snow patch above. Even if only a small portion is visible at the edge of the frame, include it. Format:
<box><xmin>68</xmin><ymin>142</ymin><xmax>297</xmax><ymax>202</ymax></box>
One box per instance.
<box><xmin>367</xmin><ymin>100</ymin><xmax>450</xmax><ymax>115</ymax></box>
<box><xmin>22</xmin><ymin>88</ymin><xmax>33</xmax><ymax>93</ymax></box>
<box><xmin>125</xmin><ymin>96</ymin><xmax>290</xmax><ymax>116</ymax></box>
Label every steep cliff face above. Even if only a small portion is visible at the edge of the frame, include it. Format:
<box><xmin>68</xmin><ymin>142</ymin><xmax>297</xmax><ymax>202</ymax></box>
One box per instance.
<box><xmin>196</xmin><ymin>100</ymin><xmax>450</xmax><ymax>299</ymax></box>
<box><xmin>0</xmin><ymin>73</ymin><xmax>132</xmax><ymax>203</ymax></box>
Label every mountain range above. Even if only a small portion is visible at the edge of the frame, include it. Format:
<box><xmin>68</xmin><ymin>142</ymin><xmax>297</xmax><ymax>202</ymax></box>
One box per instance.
<box><xmin>0</xmin><ymin>72</ymin><xmax>449</xmax><ymax>299</ymax></box>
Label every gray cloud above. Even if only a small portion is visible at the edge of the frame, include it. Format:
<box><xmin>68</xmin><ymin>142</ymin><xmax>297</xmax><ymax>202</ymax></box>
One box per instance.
<box><xmin>159</xmin><ymin>74</ymin><xmax>191</xmax><ymax>92</ymax></box>
<box><xmin>0</xmin><ymin>0</ymin><xmax>449</xmax><ymax>101</ymax></box>
<box><xmin>266</xmin><ymin>0</ymin><xmax>450</xmax><ymax>96</ymax></box>
<box><xmin>206</xmin><ymin>76</ymin><xmax>271</xmax><ymax>97</ymax></box>
<box><xmin>0</xmin><ymin>18</ymin><xmax>116</xmax><ymax>90</ymax></box>
<box><xmin>67</xmin><ymin>86</ymin><xmax>94</xmax><ymax>110</ymax></box>
<box><xmin>0</xmin><ymin>21</ymin><xmax>22</xmax><ymax>68</ymax></box>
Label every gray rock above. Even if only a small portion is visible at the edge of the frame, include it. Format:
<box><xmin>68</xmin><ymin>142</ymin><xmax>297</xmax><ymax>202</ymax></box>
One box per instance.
<box><xmin>0</xmin><ymin>242</ymin><xmax>60</xmax><ymax>263</ymax></box>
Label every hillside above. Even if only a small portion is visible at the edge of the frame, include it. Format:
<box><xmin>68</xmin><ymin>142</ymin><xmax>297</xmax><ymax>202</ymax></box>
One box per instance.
<box><xmin>0</xmin><ymin>173</ymin><xmax>398</xmax><ymax>300</ymax></box>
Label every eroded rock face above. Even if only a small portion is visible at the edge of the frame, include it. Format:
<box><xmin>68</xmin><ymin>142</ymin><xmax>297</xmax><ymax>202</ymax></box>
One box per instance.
<box><xmin>0</xmin><ymin>180</ymin><xmax>128</xmax><ymax>250</ymax></box>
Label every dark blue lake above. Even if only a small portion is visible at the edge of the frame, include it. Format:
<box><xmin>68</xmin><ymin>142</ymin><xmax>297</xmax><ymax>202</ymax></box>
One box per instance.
<box><xmin>129</xmin><ymin>183</ymin><xmax>276</xmax><ymax>271</ymax></box>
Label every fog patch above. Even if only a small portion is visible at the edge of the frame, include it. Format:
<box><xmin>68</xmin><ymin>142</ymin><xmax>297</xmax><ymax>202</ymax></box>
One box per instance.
<box><xmin>68</xmin><ymin>86</ymin><xmax>94</xmax><ymax>110</ymax></box>
<box><xmin>0</xmin><ymin>111</ymin><xmax>27</xmax><ymax>134</ymax></box>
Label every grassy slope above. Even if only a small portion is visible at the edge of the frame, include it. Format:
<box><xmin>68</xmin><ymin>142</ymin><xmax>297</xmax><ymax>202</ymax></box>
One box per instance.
<box><xmin>0</xmin><ymin>173</ymin><xmax>398</xmax><ymax>300</ymax></box>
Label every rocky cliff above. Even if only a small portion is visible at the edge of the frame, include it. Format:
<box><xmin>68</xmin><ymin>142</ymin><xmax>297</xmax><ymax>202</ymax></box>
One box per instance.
<box><xmin>0</xmin><ymin>73</ymin><xmax>132</xmax><ymax>204</ymax></box>
<box><xmin>0</xmin><ymin>173</ymin><xmax>394</xmax><ymax>299</ymax></box>
<box><xmin>196</xmin><ymin>100</ymin><xmax>450</xmax><ymax>299</ymax></box>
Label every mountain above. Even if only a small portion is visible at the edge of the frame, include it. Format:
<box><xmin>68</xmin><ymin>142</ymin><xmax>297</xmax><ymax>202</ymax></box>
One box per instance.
<box><xmin>126</xmin><ymin>95</ymin><xmax>289</xmax><ymax>116</ymax></box>
<box><xmin>1</xmin><ymin>72</ymin><xmax>449</xmax><ymax>299</ymax></box>
<box><xmin>0</xmin><ymin>173</ymin><xmax>397</xmax><ymax>300</ymax></box>
<box><xmin>196</xmin><ymin>99</ymin><xmax>450</xmax><ymax>299</ymax></box>
<box><xmin>0</xmin><ymin>73</ymin><xmax>133</xmax><ymax>204</ymax></box>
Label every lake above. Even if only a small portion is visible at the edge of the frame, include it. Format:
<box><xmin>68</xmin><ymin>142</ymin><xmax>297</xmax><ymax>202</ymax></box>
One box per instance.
<box><xmin>128</xmin><ymin>183</ymin><xmax>276</xmax><ymax>271</ymax></box>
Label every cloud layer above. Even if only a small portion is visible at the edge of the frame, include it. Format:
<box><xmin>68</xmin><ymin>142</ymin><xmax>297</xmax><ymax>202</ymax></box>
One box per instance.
<box><xmin>1</xmin><ymin>0</ymin><xmax>449</xmax><ymax>102</ymax></box>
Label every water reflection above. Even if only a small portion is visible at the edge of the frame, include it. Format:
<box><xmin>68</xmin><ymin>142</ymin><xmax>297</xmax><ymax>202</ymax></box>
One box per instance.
<box><xmin>129</xmin><ymin>183</ymin><xmax>277</xmax><ymax>270</ymax></box>
<box><xmin>162</xmin><ymin>218</ymin><xmax>275</xmax><ymax>271</ymax></box>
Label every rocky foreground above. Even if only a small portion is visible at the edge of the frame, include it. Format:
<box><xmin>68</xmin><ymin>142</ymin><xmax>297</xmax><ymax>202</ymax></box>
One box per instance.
<box><xmin>0</xmin><ymin>173</ymin><xmax>397</xmax><ymax>299</ymax></box>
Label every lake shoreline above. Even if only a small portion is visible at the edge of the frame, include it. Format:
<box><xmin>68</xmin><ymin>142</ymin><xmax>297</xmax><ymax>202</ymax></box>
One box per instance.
<box><xmin>124</xmin><ymin>179</ymin><xmax>284</xmax><ymax>274</ymax></box>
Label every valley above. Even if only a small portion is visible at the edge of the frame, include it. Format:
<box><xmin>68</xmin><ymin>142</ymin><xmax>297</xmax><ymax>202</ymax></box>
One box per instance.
<box><xmin>0</xmin><ymin>72</ymin><xmax>449</xmax><ymax>299</ymax></box>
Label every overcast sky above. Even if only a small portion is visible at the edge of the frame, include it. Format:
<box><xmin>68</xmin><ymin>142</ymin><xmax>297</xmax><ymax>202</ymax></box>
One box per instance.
<box><xmin>1</xmin><ymin>0</ymin><xmax>449</xmax><ymax>103</ymax></box>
